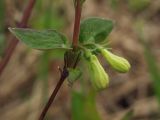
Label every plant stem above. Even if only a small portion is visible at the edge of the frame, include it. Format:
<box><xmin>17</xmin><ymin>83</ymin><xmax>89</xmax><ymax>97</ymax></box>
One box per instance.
<box><xmin>39</xmin><ymin>68</ymin><xmax>69</xmax><ymax>120</ymax></box>
<box><xmin>72</xmin><ymin>0</ymin><xmax>82</xmax><ymax>48</ymax></box>
<box><xmin>39</xmin><ymin>0</ymin><xmax>84</xmax><ymax>119</ymax></box>
<box><xmin>0</xmin><ymin>0</ymin><xmax>36</xmax><ymax>76</ymax></box>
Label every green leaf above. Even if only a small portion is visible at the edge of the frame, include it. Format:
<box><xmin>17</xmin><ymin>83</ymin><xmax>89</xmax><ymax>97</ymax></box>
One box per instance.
<box><xmin>79</xmin><ymin>17</ymin><xmax>113</xmax><ymax>44</ymax></box>
<box><xmin>9</xmin><ymin>28</ymin><xmax>71</xmax><ymax>50</ymax></box>
<box><xmin>68</xmin><ymin>68</ymin><xmax>82</xmax><ymax>86</ymax></box>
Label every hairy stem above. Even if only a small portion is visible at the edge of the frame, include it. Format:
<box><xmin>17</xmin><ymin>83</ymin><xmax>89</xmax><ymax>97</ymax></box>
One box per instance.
<box><xmin>72</xmin><ymin>0</ymin><xmax>82</xmax><ymax>48</ymax></box>
<box><xmin>39</xmin><ymin>68</ymin><xmax>69</xmax><ymax>120</ymax></box>
<box><xmin>0</xmin><ymin>0</ymin><xmax>36</xmax><ymax>75</ymax></box>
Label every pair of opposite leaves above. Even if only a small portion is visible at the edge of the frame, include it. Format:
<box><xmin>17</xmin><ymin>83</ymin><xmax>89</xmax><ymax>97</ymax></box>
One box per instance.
<box><xmin>9</xmin><ymin>17</ymin><xmax>131</xmax><ymax>90</ymax></box>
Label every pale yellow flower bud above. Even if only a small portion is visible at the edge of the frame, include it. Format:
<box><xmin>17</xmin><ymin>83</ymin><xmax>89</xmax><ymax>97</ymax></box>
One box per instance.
<box><xmin>87</xmin><ymin>54</ymin><xmax>109</xmax><ymax>90</ymax></box>
<box><xmin>100</xmin><ymin>49</ymin><xmax>131</xmax><ymax>73</ymax></box>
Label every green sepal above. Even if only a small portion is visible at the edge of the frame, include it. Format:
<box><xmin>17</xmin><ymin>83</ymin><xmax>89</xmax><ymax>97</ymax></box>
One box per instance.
<box><xmin>68</xmin><ymin>68</ymin><xmax>82</xmax><ymax>86</ymax></box>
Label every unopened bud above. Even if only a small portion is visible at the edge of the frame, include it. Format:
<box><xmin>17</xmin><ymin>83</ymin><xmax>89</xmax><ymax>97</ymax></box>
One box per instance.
<box><xmin>100</xmin><ymin>49</ymin><xmax>131</xmax><ymax>73</ymax></box>
<box><xmin>87</xmin><ymin>54</ymin><xmax>109</xmax><ymax>90</ymax></box>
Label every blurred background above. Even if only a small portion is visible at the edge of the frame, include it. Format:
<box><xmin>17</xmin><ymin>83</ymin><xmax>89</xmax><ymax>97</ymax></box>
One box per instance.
<box><xmin>0</xmin><ymin>0</ymin><xmax>160</xmax><ymax>120</ymax></box>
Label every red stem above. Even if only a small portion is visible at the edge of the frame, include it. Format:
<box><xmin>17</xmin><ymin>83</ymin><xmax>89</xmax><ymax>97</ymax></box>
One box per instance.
<box><xmin>0</xmin><ymin>0</ymin><xmax>36</xmax><ymax>75</ymax></box>
<box><xmin>38</xmin><ymin>0</ymin><xmax>83</xmax><ymax>119</ymax></box>
<box><xmin>39</xmin><ymin>69</ymin><xmax>69</xmax><ymax>120</ymax></box>
<box><xmin>72</xmin><ymin>0</ymin><xmax>82</xmax><ymax>48</ymax></box>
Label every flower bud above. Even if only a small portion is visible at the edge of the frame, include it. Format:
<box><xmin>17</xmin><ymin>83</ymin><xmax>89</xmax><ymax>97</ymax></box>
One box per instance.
<box><xmin>100</xmin><ymin>49</ymin><xmax>131</xmax><ymax>73</ymax></box>
<box><xmin>87</xmin><ymin>54</ymin><xmax>109</xmax><ymax>90</ymax></box>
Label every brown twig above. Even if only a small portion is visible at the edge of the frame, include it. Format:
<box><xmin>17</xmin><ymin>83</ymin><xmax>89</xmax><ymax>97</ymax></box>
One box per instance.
<box><xmin>72</xmin><ymin>0</ymin><xmax>82</xmax><ymax>48</ymax></box>
<box><xmin>0</xmin><ymin>0</ymin><xmax>36</xmax><ymax>75</ymax></box>
<box><xmin>38</xmin><ymin>0</ymin><xmax>83</xmax><ymax>119</ymax></box>
<box><xmin>39</xmin><ymin>68</ymin><xmax>69</xmax><ymax>120</ymax></box>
